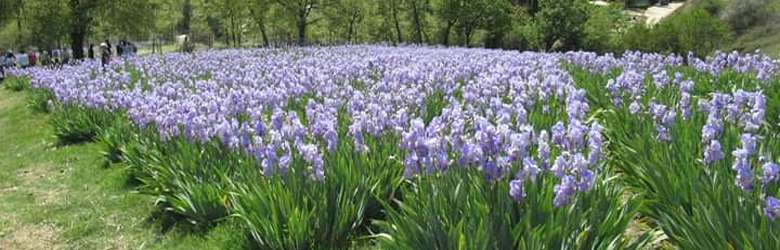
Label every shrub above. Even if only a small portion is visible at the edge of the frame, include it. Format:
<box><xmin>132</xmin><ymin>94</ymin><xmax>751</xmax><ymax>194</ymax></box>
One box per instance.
<box><xmin>621</xmin><ymin>24</ymin><xmax>657</xmax><ymax>53</ymax></box>
<box><xmin>536</xmin><ymin>0</ymin><xmax>591</xmax><ymax>51</ymax></box>
<box><xmin>583</xmin><ymin>4</ymin><xmax>631</xmax><ymax>53</ymax></box>
<box><xmin>622</xmin><ymin>9</ymin><xmax>731</xmax><ymax>57</ymax></box>
<box><xmin>696</xmin><ymin>0</ymin><xmax>727</xmax><ymax>16</ymax></box>
<box><xmin>721</xmin><ymin>0</ymin><xmax>775</xmax><ymax>33</ymax></box>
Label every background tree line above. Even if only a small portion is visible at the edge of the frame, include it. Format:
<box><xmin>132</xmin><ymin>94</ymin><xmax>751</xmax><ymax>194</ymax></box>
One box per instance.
<box><xmin>1</xmin><ymin>0</ymin><xmax>772</xmax><ymax>59</ymax></box>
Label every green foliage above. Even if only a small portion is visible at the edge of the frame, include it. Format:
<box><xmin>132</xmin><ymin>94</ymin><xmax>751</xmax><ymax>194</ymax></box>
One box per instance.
<box><xmin>422</xmin><ymin>90</ymin><xmax>446</xmax><ymax>125</ymax></box>
<box><xmin>375</xmin><ymin>167</ymin><xmax>648</xmax><ymax>249</ymax></box>
<box><xmin>232</xmin><ymin>131</ymin><xmax>404</xmax><ymax>249</ymax></box>
<box><xmin>571</xmin><ymin>65</ymin><xmax>780</xmax><ymax>249</ymax></box>
<box><xmin>106</xmin><ymin>106</ymin><xmax>406</xmax><ymax>245</ymax></box>
<box><xmin>690</xmin><ymin>0</ymin><xmax>727</xmax><ymax>16</ymax></box>
<box><xmin>536</xmin><ymin>0</ymin><xmax>590</xmax><ymax>51</ymax></box>
<box><xmin>0</xmin><ymin>88</ymin><xmax>253</xmax><ymax>249</ymax></box>
<box><xmin>26</xmin><ymin>87</ymin><xmax>54</xmax><ymax>113</ymax></box>
<box><xmin>98</xmin><ymin>114</ymin><xmax>134</xmax><ymax>164</ymax></box>
<box><xmin>1</xmin><ymin>0</ymin><xmax>761</xmax><ymax>53</ymax></box>
<box><xmin>503</xmin><ymin>7</ymin><xmax>543</xmax><ymax>51</ymax></box>
<box><xmin>92</xmin><ymin>0</ymin><xmax>160</xmax><ymax>40</ymax></box>
<box><xmin>120</xmin><ymin>130</ymin><xmax>244</xmax><ymax>230</ymax></box>
<box><xmin>479</xmin><ymin>0</ymin><xmax>513</xmax><ymax>48</ymax></box>
<box><xmin>3</xmin><ymin>76</ymin><xmax>29</xmax><ymax>91</ymax></box>
<box><xmin>607</xmin><ymin>106</ymin><xmax>780</xmax><ymax>249</ymax></box>
<box><xmin>721</xmin><ymin>0</ymin><xmax>776</xmax><ymax>33</ymax></box>
<box><xmin>50</xmin><ymin>104</ymin><xmax>116</xmax><ymax>145</ymax></box>
<box><xmin>621</xmin><ymin>24</ymin><xmax>656</xmax><ymax>53</ymax></box>
<box><xmin>583</xmin><ymin>5</ymin><xmax>631</xmax><ymax>53</ymax></box>
<box><xmin>622</xmin><ymin>9</ymin><xmax>731</xmax><ymax>56</ymax></box>
<box><xmin>21</xmin><ymin>0</ymin><xmax>69</xmax><ymax>49</ymax></box>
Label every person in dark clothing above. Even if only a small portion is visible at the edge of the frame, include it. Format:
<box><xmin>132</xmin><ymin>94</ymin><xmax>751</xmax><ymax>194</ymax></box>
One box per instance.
<box><xmin>104</xmin><ymin>39</ymin><xmax>112</xmax><ymax>56</ymax></box>
<box><xmin>100</xmin><ymin>43</ymin><xmax>111</xmax><ymax>70</ymax></box>
<box><xmin>88</xmin><ymin>44</ymin><xmax>95</xmax><ymax>59</ymax></box>
<box><xmin>1</xmin><ymin>50</ymin><xmax>15</xmax><ymax>80</ymax></box>
<box><xmin>28</xmin><ymin>50</ymin><xmax>37</xmax><ymax>67</ymax></box>
<box><xmin>0</xmin><ymin>49</ymin><xmax>7</xmax><ymax>81</ymax></box>
<box><xmin>117</xmin><ymin>40</ymin><xmax>125</xmax><ymax>57</ymax></box>
<box><xmin>129</xmin><ymin>42</ymin><xmax>137</xmax><ymax>56</ymax></box>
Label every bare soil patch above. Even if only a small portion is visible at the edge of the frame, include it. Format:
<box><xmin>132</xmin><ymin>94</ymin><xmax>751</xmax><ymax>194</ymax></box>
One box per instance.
<box><xmin>0</xmin><ymin>223</ymin><xmax>64</xmax><ymax>250</ymax></box>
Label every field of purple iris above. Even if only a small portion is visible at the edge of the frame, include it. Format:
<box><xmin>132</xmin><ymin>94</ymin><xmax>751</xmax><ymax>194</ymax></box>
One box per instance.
<box><xmin>7</xmin><ymin>46</ymin><xmax>780</xmax><ymax>249</ymax></box>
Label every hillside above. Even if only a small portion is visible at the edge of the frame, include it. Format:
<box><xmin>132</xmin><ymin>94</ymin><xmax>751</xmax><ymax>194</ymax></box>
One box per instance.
<box><xmin>680</xmin><ymin>0</ymin><xmax>780</xmax><ymax>56</ymax></box>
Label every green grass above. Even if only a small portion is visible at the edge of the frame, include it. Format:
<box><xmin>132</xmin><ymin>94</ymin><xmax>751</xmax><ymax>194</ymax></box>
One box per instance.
<box><xmin>0</xmin><ymin>88</ymin><xmax>245</xmax><ymax>249</ymax></box>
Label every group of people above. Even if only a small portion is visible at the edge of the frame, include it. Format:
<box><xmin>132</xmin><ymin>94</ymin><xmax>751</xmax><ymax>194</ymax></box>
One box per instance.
<box><xmin>0</xmin><ymin>48</ymin><xmax>62</xmax><ymax>81</ymax></box>
<box><xmin>0</xmin><ymin>40</ymin><xmax>139</xmax><ymax>80</ymax></box>
<box><xmin>97</xmin><ymin>40</ymin><xmax>138</xmax><ymax>60</ymax></box>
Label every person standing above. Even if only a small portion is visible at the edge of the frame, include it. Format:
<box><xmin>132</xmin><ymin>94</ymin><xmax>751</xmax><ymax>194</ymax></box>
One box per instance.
<box><xmin>16</xmin><ymin>50</ymin><xmax>29</xmax><ymax>68</ymax></box>
<box><xmin>28</xmin><ymin>50</ymin><xmax>38</xmax><ymax>67</ymax></box>
<box><xmin>1</xmin><ymin>50</ymin><xmax>15</xmax><ymax>79</ymax></box>
<box><xmin>104</xmin><ymin>39</ymin><xmax>113</xmax><ymax>56</ymax></box>
<box><xmin>100</xmin><ymin>43</ymin><xmax>111</xmax><ymax>69</ymax></box>
<box><xmin>88</xmin><ymin>44</ymin><xmax>95</xmax><ymax>59</ymax></box>
<box><xmin>0</xmin><ymin>49</ymin><xmax>7</xmax><ymax>81</ymax></box>
<box><xmin>6</xmin><ymin>50</ymin><xmax>17</xmax><ymax>67</ymax></box>
<box><xmin>52</xmin><ymin>48</ymin><xmax>62</xmax><ymax>68</ymax></box>
<box><xmin>117</xmin><ymin>40</ymin><xmax>124</xmax><ymax>57</ymax></box>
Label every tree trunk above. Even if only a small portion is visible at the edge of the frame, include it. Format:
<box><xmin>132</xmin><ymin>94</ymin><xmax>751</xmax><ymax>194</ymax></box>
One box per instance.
<box><xmin>441</xmin><ymin>21</ymin><xmax>454</xmax><ymax>46</ymax></box>
<box><xmin>69</xmin><ymin>0</ymin><xmax>90</xmax><ymax>60</ymax></box>
<box><xmin>347</xmin><ymin>11</ymin><xmax>359</xmax><ymax>43</ymax></box>
<box><xmin>250</xmin><ymin>8</ymin><xmax>270</xmax><ymax>47</ymax></box>
<box><xmin>15</xmin><ymin>0</ymin><xmax>23</xmax><ymax>46</ymax></box>
<box><xmin>297</xmin><ymin>9</ymin><xmax>307</xmax><ymax>46</ymax></box>
<box><xmin>232</xmin><ymin>16</ymin><xmax>238</xmax><ymax>47</ymax></box>
<box><xmin>180</xmin><ymin>0</ymin><xmax>193</xmax><ymax>34</ymax></box>
<box><xmin>410</xmin><ymin>0</ymin><xmax>423</xmax><ymax>44</ymax></box>
<box><xmin>391</xmin><ymin>0</ymin><xmax>403</xmax><ymax>44</ymax></box>
<box><xmin>259</xmin><ymin>22</ymin><xmax>269</xmax><ymax>46</ymax></box>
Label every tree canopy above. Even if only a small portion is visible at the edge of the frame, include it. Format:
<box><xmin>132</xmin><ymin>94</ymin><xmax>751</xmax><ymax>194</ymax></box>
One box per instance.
<box><xmin>3</xmin><ymin>0</ymin><xmax>731</xmax><ymax>57</ymax></box>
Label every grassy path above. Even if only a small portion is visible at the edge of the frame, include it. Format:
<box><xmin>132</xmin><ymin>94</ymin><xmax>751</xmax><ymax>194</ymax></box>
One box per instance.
<box><xmin>0</xmin><ymin>89</ymin><xmax>238</xmax><ymax>249</ymax></box>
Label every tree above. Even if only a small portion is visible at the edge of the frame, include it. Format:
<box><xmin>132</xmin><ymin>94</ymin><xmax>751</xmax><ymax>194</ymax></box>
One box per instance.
<box><xmin>535</xmin><ymin>0</ymin><xmax>589</xmax><ymax>51</ymax></box>
<box><xmin>407</xmin><ymin>0</ymin><xmax>428</xmax><ymax>44</ymax></box>
<box><xmin>387</xmin><ymin>0</ymin><xmax>404</xmax><ymax>44</ymax></box>
<box><xmin>248</xmin><ymin>0</ymin><xmax>271</xmax><ymax>46</ymax></box>
<box><xmin>1</xmin><ymin>0</ymin><xmax>26</xmax><ymax>45</ymax></box>
<box><xmin>274</xmin><ymin>0</ymin><xmax>325</xmax><ymax>45</ymax></box>
<box><xmin>205</xmin><ymin>0</ymin><xmax>248</xmax><ymax>47</ymax></box>
<box><xmin>69</xmin><ymin>0</ymin><xmax>103</xmax><ymax>59</ymax></box>
<box><xmin>94</xmin><ymin>0</ymin><xmax>158</xmax><ymax>40</ymax></box>
<box><xmin>176</xmin><ymin>0</ymin><xmax>193</xmax><ymax>35</ymax></box>
<box><xmin>25</xmin><ymin>0</ymin><xmax>69</xmax><ymax>49</ymax></box>
<box><xmin>325</xmin><ymin>0</ymin><xmax>366</xmax><ymax>43</ymax></box>
<box><xmin>435</xmin><ymin>0</ymin><xmax>461</xmax><ymax>45</ymax></box>
<box><xmin>480</xmin><ymin>0</ymin><xmax>512</xmax><ymax>48</ymax></box>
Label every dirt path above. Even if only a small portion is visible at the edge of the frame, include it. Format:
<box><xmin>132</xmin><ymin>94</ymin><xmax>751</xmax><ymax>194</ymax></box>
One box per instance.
<box><xmin>593</xmin><ymin>1</ymin><xmax>687</xmax><ymax>25</ymax></box>
<box><xmin>644</xmin><ymin>2</ymin><xmax>686</xmax><ymax>25</ymax></box>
